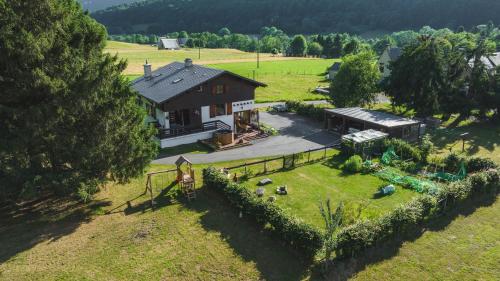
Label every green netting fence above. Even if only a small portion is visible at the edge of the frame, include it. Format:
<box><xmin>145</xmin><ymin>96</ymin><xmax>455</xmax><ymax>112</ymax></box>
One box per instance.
<box><xmin>374</xmin><ymin>167</ymin><xmax>440</xmax><ymax>195</ymax></box>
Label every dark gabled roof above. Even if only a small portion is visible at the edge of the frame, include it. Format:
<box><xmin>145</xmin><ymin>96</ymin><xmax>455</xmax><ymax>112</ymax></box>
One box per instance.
<box><xmin>132</xmin><ymin>61</ymin><xmax>266</xmax><ymax>104</ymax></box>
<box><xmin>325</xmin><ymin>107</ymin><xmax>420</xmax><ymax>128</ymax></box>
<box><xmin>329</xmin><ymin>62</ymin><xmax>342</xmax><ymax>71</ymax></box>
<box><xmin>387</xmin><ymin>47</ymin><xmax>402</xmax><ymax>61</ymax></box>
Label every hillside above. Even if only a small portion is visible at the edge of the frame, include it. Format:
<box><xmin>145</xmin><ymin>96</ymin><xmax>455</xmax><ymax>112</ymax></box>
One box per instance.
<box><xmin>92</xmin><ymin>0</ymin><xmax>500</xmax><ymax>34</ymax></box>
<box><xmin>79</xmin><ymin>0</ymin><xmax>139</xmax><ymax>12</ymax></box>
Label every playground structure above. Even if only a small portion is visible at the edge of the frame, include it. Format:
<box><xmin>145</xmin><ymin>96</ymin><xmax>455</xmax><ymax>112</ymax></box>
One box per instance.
<box><xmin>144</xmin><ymin>156</ymin><xmax>197</xmax><ymax>209</ymax></box>
<box><xmin>175</xmin><ymin>156</ymin><xmax>197</xmax><ymax>201</ymax></box>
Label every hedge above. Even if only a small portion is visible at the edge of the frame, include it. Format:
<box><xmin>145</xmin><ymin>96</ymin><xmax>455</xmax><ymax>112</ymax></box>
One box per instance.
<box><xmin>334</xmin><ymin>168</ymin><xmax>499</xmax><ymax>258</ymax></box>
<box><xmin>382</xmin><ymin>138</ymin><xmax>423</xmax><ymax>163</ymax></box>
<box><xmin>444</xmin><ymin>153</ymin><xmax>498</xmax><ymax>173</ymax></box>
<box><xmin>203</xmin><ymin>167</ymin><xmax>324</xmax><ymax>259</ymax></box>
<box><xmin>285</xmin><ymin>101</ymin><xmax>327</xmax><ymax>122</ymax></box>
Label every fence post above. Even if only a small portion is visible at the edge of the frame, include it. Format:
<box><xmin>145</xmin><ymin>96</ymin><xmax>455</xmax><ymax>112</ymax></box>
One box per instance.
<box><xmin>307</xmin><ymin>150</ymin><xmax>311</xmax><ymax>163</ymax></box>
<box><xmin>264</xmin><ymin>159</ymin><xmax>267</xmax><ymax>173</ymax></box>
<box><xmin>323</xmin><ymin>147</ymin><xmax>327</xmax><ymax>159</ymax></box>
<box><xmin>282</xmin><ymin>155</ymin><xmax>286</xmax><ymax>169</ymax></box>
<box><xmin>292</xmin><ymin>153</ymin><xmax>295</xmax><ymax>167</ymax></box>
<box><xmin>244</xmin><ymin>163</ymin><xmax>247</xmax><ymax>175</ymax></box>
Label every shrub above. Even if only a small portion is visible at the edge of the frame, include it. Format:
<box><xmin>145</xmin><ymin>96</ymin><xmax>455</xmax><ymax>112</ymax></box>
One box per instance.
<box><xmin>443</xmin><ymin>152</ymin><xmax>466</xmax><ymax>172</ymax></box>
<box><xmin>383</xmin><ymin>138</ymin><xmax>422</xmax><ymax>163</ymax></box>
<box><xmin>342</xmin><ymin>155</ymin><xmax>363</xmax><ymax>173</ymax></box>
<box><xmin>466</xmin><ymin>157</ymin><xmax>497</xmax><ymax>172</ymax></box>
<box><xmin>203</xmin><ymin>167</ymin><xmax>324</xmax><ymax>259</ymax></box>
<box><xmin>285</xmin><ymin>101</ymin><xmax>326</xmax><ymax>122</ymax></box>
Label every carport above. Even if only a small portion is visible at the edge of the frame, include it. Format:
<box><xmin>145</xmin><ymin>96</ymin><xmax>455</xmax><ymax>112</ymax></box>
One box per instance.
<box><xmin>325</xmin><ymin>107</ymin><xmax>422</xmax><ymax>142</ymax></box>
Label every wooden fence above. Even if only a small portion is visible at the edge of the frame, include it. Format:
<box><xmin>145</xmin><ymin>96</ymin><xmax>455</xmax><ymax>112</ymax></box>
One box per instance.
<box><xmin>224</xmin><ymin>143</ymin><xmax>340</xmax><ymax>179</ymax></box>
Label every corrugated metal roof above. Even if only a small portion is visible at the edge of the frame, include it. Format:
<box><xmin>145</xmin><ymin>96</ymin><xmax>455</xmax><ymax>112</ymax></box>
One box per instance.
<box><xmin>342</xmin><ymin>129</ymin><xmax>388</xmax><ymax>144</ymax></box>
<box><xmin>132</xmin><ymin>61</ymin><xmax>266</xmax><ymax>104</ymax></box>
<box><xmin>326</xmin><ymin>107</ymin><xmax>420</xmax><ymax>128</ymax></box>
<box><xmin>159</xmin><ymin>38</ymin><xmax>180</xmax><ymax>49</ymax></box>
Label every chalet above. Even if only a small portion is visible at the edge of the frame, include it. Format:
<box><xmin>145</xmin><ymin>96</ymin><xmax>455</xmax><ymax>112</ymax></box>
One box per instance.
<box><xmin>468</xmin><ymin>52</ymin><xmax>500</xmax><ymax>75</ymax></box>
<box><xmin>324</xmin><ymin>107</ymin><xmax>422</xmax><ymax>142</ymax></box>
<box><xmin>132</xmin><ymin>59</ymin><xmax>266</xmax><ymax>148</ymax></box>
<box><xmin>158</xmin><ymin>38</ymin><xmax>181</xmax><ymax>50</ymax></box>
<box><xmin>378</xmin><ymin>46</ymin><xmax>402</xmax><ymax>78</ymax></box>
<box><xmin>327</xmin><ymin>62</ymin><xmax>342</xmax><ymax>80</ymax></box>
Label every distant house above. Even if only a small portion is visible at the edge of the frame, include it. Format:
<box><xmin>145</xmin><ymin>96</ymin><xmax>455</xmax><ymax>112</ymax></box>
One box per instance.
<box><xmin>378</xmin><ymin>46</ymin><xmax>402</xmax><ymax>78</ymax></box>
<box><xmin>158</xmin><ymin>38</ymin><xmax>181</xmax><ymax>50</ymax></box>
<box><xmin>324</xmin><ymin>107</ymin><xmax>422</xmax><ymax>142</ymax></box>
<box><xmin>327</xmin><ymin>62</ymin><xmax>342</xmax><ymax>80</ymax></box>
<box><xmin>468</xmin><ymin>52</ymin><xmax>500</xmax><ymax>75</ymax></box>
<box><xmin>132</xmin><ymin>59</ymin><xmax>266</xmax><ymax>148</ymax></box>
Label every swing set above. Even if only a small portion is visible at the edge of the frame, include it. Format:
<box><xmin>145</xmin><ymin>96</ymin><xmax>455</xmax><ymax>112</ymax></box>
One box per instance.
<box><xmin>144</xmin><ymin>156</ymin><xmax>197</xmax><ymax>209</ymax></box>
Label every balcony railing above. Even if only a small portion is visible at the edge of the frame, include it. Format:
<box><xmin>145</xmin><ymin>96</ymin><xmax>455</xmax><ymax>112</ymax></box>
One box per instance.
<box><xmin>158</xmin><ymin>120</ymin><xmax>231</xmax><ymax>139</ymax></box>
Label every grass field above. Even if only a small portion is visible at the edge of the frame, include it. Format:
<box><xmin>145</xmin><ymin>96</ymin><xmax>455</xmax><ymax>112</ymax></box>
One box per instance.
<box><xmin>1</xmin><ymin>151</ymin><xmax>498</xmax><ymax>280</ymax></box>
<box><xmin>208</xmin><ymin>60</ymin><xmax>335</xmax><ymax>102</ymax></box>
<box><xmin>106</xmin><ymin>41</ymin><xmax>335</xmax><ymax>103</ymax></box>
<box><xmin>106</xmin><ymin>41</ymin><xmax>323</xmax><ymax>76</ymax></box>
<box><xmin>242</xmin><ymin>160</ymin><xmax>416</xmax><ymax>228</ymax></box>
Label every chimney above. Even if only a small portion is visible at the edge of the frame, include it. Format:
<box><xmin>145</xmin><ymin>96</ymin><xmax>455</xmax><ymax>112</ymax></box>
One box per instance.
<box><xmin>184</xmin><ymin>58</ymin><xmax>193</xmax><ymax>67</ymax></box>
<box><xmin>144</xmin><ymin>60</ymin><xmax>152</xmax><ymax>79</ymax></box>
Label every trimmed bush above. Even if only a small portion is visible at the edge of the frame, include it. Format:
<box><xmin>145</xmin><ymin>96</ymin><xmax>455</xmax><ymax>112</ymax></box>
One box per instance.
<box><xmin>285</xmin><ymin>101</ymin><xmax>327</xmax><ymax>122</ymax></box>
<box><xmin>203</xmin><ymin>167</ymin><xmax>324</xmax><ymax>259</ymax></box>
<box><xmin>334</xmin><ymin>169</ymin><xmax>499</xmax><ymax>258</ymax></box>
<box><xmin>466</xmin><ymin>157</ymin><xmax>498</xmax><ymax>173</ymax></box>
<box><xmin>342</xmin><ymin>155</ymin><xmax>363</xmax><ymax>173</ymax></box>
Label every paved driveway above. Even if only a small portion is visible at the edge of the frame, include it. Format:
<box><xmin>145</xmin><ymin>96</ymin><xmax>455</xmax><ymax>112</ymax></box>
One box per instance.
<box><xmin>153</xmin><ymin>112</ymin><xmax>340</xmax><ymax>164</ymax></box>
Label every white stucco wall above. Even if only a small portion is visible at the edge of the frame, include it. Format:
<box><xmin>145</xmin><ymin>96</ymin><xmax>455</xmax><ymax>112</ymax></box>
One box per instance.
<box><xmin>378</xmin><ymin>49</ymin><xmax>392</xmax><ymax>78</ymax></box>
<box><xmin>201</xmin><ymin>106</ymin><xmax>234</xmax><ymax>130</ymax></box>
<box><xmin>155</xmin><ymin>108</ymin><xmax>166</xmax><ymax>128</ymax></box>
<box><xmin>160</xmin><ymin>130</ymin><xmax>215</xmax><ymax>148</ymax></box>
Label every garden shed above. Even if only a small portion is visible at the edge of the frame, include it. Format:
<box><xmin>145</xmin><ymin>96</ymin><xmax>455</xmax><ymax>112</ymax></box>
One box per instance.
<box><xmin>325</xmin><ymin>107</ymin><xmax>422</xmax><ymax>142</ymax></box>
<box><xmin>341</xmin><ymin>129</ymin><xmax>388</xmax><ymax>156</ymax></box>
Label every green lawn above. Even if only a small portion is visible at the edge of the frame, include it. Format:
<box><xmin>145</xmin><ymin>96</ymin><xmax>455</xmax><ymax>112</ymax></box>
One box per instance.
<box><xmin>431</xmin><ymin>116</ymin><xmax>500</xmax><ymax>164</ymax></box>
<box><xmin>1</xmin><ymin>151</ymin><xmax>498</xmax><ymax>280</ymax></box>
<box><xmin>341</xmin><ymin>196</ymin><xmax>500</xmax><ymax>281</ymax></box>
<box><xmin>208</xmin><ymin>59</ymin><xmax>336</xmax><ymax>103</ymax></box>
<box><xmin>242</xmin><ymin>159</ymin><xmax>417</xmax><ymax>228</ymax></box>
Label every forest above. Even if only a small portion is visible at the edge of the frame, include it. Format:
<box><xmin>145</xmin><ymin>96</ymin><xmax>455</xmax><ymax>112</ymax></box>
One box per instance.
<box><xmin>93</xmin><ymin>0</ymin><xmax>500</xmax><ymax>35</ymax></box>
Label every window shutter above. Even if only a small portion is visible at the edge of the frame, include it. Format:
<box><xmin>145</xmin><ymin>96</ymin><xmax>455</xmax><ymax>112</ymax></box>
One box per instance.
<box><xmin>210</xmin><ymin>105</ymin><xmax>216</xmax><ymax>118</ymax></box>
<box><xmin>226</xmin><ymin>103</ymin><xmax>233</xmax><ymax>115</ymax></box>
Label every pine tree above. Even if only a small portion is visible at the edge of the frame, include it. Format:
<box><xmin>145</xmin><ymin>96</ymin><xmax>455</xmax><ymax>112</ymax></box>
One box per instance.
<box><xmin>0</xmin><ymin>0</ymin><xmax>157</xmax><ymax>201</ymax></box>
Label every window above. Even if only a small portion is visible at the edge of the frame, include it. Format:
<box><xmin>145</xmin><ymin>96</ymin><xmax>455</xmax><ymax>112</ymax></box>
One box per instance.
<box><xmin>216</xmin><ymin>104</ymin><xmax>226</xmax><ymax>116</ymax></box>
<box><xmin>226</xmin><ymin>103</ymin><xmax>233</xmax><ymax>115</ymax></box>
<box><xmin>210</xmin><ymin>104</ymin><xmax>226</xmax><ymax>117</ymax></box>
<box><xmin>379</xmin><ymin>63</ymin><xmax>385</xmax><ymax>73</ymax></box>
<box><xmin>196</xmin><ymin>85</ymin><xmax>203</xmax><ymax>92</ymax></box>
<box><xmin>215</xmin><ymin>84</ymin><xmax>224</xmax><ymax>94</ymax></box>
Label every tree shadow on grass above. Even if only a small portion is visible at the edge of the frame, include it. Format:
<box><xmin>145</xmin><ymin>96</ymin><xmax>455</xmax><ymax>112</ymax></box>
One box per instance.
<box><xmin>0</xmin><ymin>195</ymin><xmax>111</xmax><ymax>264</ymax></box>
<box><xmin>179</xmin><ymin>185</ymin><xmax>313</xmax><ymax>281</ymax></box>
<box><xmin>314</xmin><ymin>193</ymin><xmax>498</xmax><ymax>281</ymax></box>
